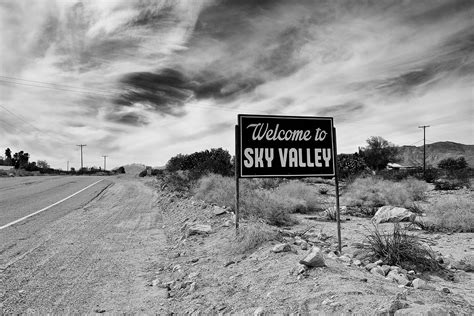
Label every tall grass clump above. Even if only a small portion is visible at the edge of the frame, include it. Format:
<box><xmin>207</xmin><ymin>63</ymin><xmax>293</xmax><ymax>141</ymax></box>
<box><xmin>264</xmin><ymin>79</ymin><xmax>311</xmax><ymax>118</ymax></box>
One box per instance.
<box><xmin>228</xmin><ymin>221</ymin><xmax>279</xmax><ymax>254</ymax></box>
<box><xmin>193</xmin><ymin>174</ymin><xmax>235</xmax><ymax>209</ymax></box>
<box><xmin>193</xmin><ymin>174</ymin><xmax>298</xmax><ymax>226</ymax></box>
<box><xmin>419</xmin><ymin>196</ymin><xmax>474</xmax><ymax>232</ymax></box>
<box><xmin>343</xmin><ymin>177</ymin><xmax>429</xmax><ymax>215</ymax></box>
<box><xmin>274</xmin><ymin>180</ymin><xmax>326</xmax><ymax>213</ymax></box>
<box><xmin>365</xmin><ymin>223</ymin><xmax>440</xmax><ymax>272</ymax></box>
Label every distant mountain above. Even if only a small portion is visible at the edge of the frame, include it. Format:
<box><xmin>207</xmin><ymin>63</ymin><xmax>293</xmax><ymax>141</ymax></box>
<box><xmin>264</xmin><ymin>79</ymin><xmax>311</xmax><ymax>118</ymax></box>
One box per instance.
<box><xmin>398</xmin><ymin>141</ymin><xmax>474</xmax><ymax>168</ymax></box>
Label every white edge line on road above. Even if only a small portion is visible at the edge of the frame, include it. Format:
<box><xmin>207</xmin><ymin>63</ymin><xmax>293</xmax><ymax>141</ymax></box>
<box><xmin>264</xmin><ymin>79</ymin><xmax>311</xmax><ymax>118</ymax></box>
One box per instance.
<box><xmin>0</xmin><ymin>179</ymin><xmax>105</xmax><ymax>231</ymax></box>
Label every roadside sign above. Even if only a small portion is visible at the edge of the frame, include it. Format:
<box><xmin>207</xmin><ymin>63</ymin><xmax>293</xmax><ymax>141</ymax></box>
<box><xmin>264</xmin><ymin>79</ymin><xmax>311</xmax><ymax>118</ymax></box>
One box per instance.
<box><xmin>238</xmin><ymin>114</ymin><xmax>335</xmax><ymax>178</ymax></box>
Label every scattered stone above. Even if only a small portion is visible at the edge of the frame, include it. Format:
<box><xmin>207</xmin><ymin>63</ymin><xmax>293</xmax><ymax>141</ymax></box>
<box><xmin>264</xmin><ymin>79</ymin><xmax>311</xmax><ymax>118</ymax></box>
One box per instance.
<box><xmin>378</xmin><ymin>299</ymin><xmax>410</xmax><ymax>315</ymax></box>
<box><xmin>322</xmin><ymin>298</ymin><xmax>333</xmax><ymax>305</ymax></box>
<box><xmin>375</xmin><ymin>259</ymin><xmax>383</xmax><ymax>266</ymax></box>
<box><xmin>301</xmin><ymin>241</ymin><xmax>309</xmax><ymax>250</ymax></box>
<box><xmin>451</xmin><ymin>259</ymin><xmax>473</xmax><ymax>272</ymax></box>
<box><xmin>187</xmin><ymin>224</ymin><xmax>212</xmax><ymax>236</ymax></box>
<box><xmin>188</xmin><ymin>272</ymin><xmax>200</xmax><ymax>279</ymax></box>
<box><xmin>412</xmin><ymin>278</ymin><xmax>434</xmax><ymax>290</ymax></box>
<box><xmin>393</xmin><ymin>305</ymin><xmax>451</xmax><ymax>316</ymax></box>
<box><xmin>371</xmin><ymin>266</ymin><xmax>385</xmax><ymax>277</ymax></box>
<box><xmin>223</xmin><ymin>220</ymin><xmax>232</xmax><ymax>227</ymax></box>
<box><xmin>407</xmin><ymin>270</ymin><xmax>415</xmax><ymax>275</ymax></box>
<box><xmin>254</xmin><ymin>307</ymin><xmax>265</xmax><ymax>316</ymax></box>
<box><xmin>213</xmin><ymin>206</ymin><xmax>226</xmax><ymax>216</ymax></box>
<box><xmin>94</xmin><ymin>308</ymin><xmax>106</xmax><ymax>313</ymax></box>
<box><xmin>372</xmin><ymin>206</ymin><xmax>416</xmax><ymax>224</ymax></box>
<box><xmin>338</xmin><ymin>255</ymin><xmax>352</xmax><ymax>264</ymax></box>
<box><xmin>191</xmin><ymin>258</ymin><xmax>199</xmax><ymax>263</ymax></box>
<box><xmin>297</xmin><ymin>264</ymin><xmax>308</xmax><ymax>275</ymax></box>
<box><xmin>272</xmin><ymin>243</ymin><xmax>292</xmax><ymax>253</ymax></box>
<box><xmin>360</xmin><ymin>278</ymin><xmax>368</xmax><ymax>282</ymax></box>
<box><xmin>224</xmin><ymin>260</ymin><xmax>235</xmax><ymax>267</ymax></box>
<box><xmin>189</xmin><ymin>282</ymin><xmax>197</xmax><ymax>292</ymax></box>
<box><xmin>442</xmin><ymin>287</ymin><xmax>451</xmax><ymax>294</ymax></box>
<box><xmin>365</xmin><ymin>263</ymin><xmax>378</xmax><ymax>271</ymax></box>
<box><xmin>381</xmin><ymin>265</ymin><xmax>391</xmax><ymax>275</ymax></box>
<box><xmin>386</xmin><ymin>271</ymin><xmax>410</xmax><ymax>286</ymax></box>
<box><xmin>353</xmin><ymin>259</ymin><xmax>362</xmax><ymax>266</ymax></box>
<box><xmin>299</xmin><ymin>247</ymin><xmax>326</xmax><ymax>267</ymax></box>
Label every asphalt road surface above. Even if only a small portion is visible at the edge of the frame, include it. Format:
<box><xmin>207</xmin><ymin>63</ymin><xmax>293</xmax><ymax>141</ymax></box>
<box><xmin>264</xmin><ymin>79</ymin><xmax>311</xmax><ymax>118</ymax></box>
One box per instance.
<box><xmin>0</xmin><ymin>176</ymin><xmax>169</xmax><ymax>313</ymax></box>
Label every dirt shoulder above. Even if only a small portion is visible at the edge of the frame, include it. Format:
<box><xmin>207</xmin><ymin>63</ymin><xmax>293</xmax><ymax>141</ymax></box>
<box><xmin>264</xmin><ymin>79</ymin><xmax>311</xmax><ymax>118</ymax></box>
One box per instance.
<box><xmin>152</xmin><ymin>180</ymin><xmax>474</xmax><ymax>315</ymax></box>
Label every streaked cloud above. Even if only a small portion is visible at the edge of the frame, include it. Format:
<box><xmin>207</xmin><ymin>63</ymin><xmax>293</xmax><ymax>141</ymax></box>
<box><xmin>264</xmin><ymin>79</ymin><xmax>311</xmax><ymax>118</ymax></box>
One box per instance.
<box><xmin>0</xmin><ymin>0</ymin><xmax>472</xmax><ymax>168</ymax></box>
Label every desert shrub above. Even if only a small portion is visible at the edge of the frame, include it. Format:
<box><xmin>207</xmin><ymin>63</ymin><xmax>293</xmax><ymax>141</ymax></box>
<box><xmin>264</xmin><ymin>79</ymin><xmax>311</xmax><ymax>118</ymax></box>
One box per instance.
<box><xmin>343</xmin><ymin>177</ymin><xmax>429</xmax><ymax>214</ymax></box>
<box><xmin>419</xmin><ymin>196</ymin><xmax>474</xmax><ymax>232</ymax></box>
<box><xmin>324</xmin><ymin>207</ymin><xmax>337</xmax><ymax>221</ymax></box>
<box><xmin>274</xmin><ymin>181</ymin><xmax>326</xmax><ymax>213</ymax></box>
<box><xmin>139</xmin><ymin>169</ymin><xmax>147</xmax><ymax>177</ymax></box>
<box><xmin>337</xmin><ymin>153</ymin><xmax>369</xmax><ymax>180</ymax></box>
<box><xmin>194</xmin><ymin>174</ymin><xmax>235</xmax><ymax>209</ymax></box>
<box><xmin>166</xmin><ymin>148</ymin><xmax>233</xmax><ymax>178</ymax></box>
<box><xmin>0</xmin><ymin>170</ymin><xmax>8</xmax><ymax>177</ymax></box>
<box><xmin>251</xmin><ymin>178</ymin><xmax>284</xmax><ymax>190</ymax></box>
<box><xmin>438</xmin><ymin>157</ymin><xmax>468</xmax><ymax>171</ymax></box>
<box><xmin>242</xmin><ymin>190</ymin><xmax>298</xmax><ymax>226</ymax></box>
<box><xmin>163</xmin><ymin>171</ymin><xmax>194</xmax><ymax>192</ymax></box>
<box><xmin>364</xmin><ymin>223</ymin><xmax>440</xmax><ymax>272</ymax></box>
<box><xmin>422</xmin><ymin>168</ymin><xmax>440</xmax><ymax>183</ymax></box>
<box><xmin>194</xmin><ymin>174</ymin><xmax>298</xmax><ymax>226</ymax></box>
<box><xmin>228</xmin><ymin>221</ymin><xmax>279</xmax><ymax>254</ymax></box>
<box><xmin>319</xmin><ymin>187</ymin><xmax>328</xmax><ymax>195</ymax></box>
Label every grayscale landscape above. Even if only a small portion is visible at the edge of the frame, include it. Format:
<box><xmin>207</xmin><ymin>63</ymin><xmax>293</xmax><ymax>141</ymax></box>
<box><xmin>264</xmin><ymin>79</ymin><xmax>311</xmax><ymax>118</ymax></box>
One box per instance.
<box><xmin>1</xmin><ymin>0</ymin><xmax>473</xmax><ymax>314</ymax></box>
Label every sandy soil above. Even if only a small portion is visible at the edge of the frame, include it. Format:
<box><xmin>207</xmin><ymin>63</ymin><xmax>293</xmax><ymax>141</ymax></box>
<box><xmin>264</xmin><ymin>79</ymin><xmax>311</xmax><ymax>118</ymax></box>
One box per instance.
<box><xmin>153</xmin><ymin>180</ymin><xmax>474</xmax><ymax>315</ymax></box>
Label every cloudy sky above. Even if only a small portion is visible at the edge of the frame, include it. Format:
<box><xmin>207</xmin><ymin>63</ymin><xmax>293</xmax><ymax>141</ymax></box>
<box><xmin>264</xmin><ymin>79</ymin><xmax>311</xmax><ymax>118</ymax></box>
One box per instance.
<box><xmin>1</xmin><ymin>0</ymin><xmax>473</xmax><ymax>169</ymax></box>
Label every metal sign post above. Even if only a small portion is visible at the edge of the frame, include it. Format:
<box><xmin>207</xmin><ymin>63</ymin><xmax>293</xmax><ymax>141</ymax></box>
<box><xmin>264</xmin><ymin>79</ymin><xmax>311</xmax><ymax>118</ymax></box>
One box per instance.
<box><xmin>235</xmin><ymin>125</ymin><xmax>240</xmax><ymax>233</ymax></box>
<box><xmin>333</xmin><ymin>127</ymin><xmax>342</xmax><ymax>253</ymax></box>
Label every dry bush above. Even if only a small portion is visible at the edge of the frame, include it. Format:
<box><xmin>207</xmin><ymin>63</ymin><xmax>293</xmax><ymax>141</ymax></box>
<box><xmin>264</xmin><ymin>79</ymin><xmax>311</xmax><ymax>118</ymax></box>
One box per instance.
<box><xmin>343</xmin><ymin>177</ymin><xmax>429</xmax><ymax>214</ymax></box>
<box><xmin>194</xmin><ymin>174</ymin><xmax>298</xmax><ymax>226</ymax></box>
<box><xmin>365</xmin><ymin>223</ymin><xmax>440</xmax><ymax>272</ymax></box>
<box><xmin>419</xmin><ymin>196</ymin><xmax>474</xmax><ymax>232</ymax></box>
<box><xmin>274</xmin><ymin>180</ymin><xmax>326</xmax><ymax>213</ymax></box>
<box><xmin>193</xmin><ymin>174</ymin><xmax>235</xmax><ymax>209</ymax></box>
<box><xmin>227</xmin><ymin>221</ymin><xmax>279</xmax><ymax>254</ymax></box>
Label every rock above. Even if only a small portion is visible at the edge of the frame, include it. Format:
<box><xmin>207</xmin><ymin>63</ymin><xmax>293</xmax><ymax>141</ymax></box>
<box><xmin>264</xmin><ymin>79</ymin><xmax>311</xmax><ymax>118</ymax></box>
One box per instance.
<box><xmin>272</xmin><ymin>243</ymin><xmax>292</xmax><ymax>253</ymax></box>
<box><xmin>338</xmin><ymin>255</ymin><xmax>352</xmax><ymax>264</ymax></box>
<box><xmin>301</xmin><ymin>241</ymin><xmax>309</xmax><ymax>250</ymax></box>
<box><xmin>360</xmin><ymin>278</ymin><xmax>368</xmax><ymax>282</ymax></box>
<box><xmin>394</xmin><ymin>304</ymin><xmax>452</xmax><ymax>316</ymax></box>
<box><xmin>378</xmin><ymin>299</ymin><xmax>410</xmax><ymax>315</ymax></box>
<box><xmin>297</xmin><ymin>265</ymin><xmax>308</xmax><ymax>275</ymax></box>
<box><xmin>412</xmin><ymin>278</ymin><xmax>435</xmax><ymax>290</ymax></box>
<box><xmin>299</xmin><ymin>247</ymin><xmax>326</xmax><ymax>267</ymax></box>
<box><xmin>223</xmin><ymin>220</ymin><xmax>232</xmax><ymax>227</ymax></box>
<box><xmin>372</xmin><ymin>206</ymin><xmax>416</xmax><ymax>224</ymax></box>
<box><xmin>187</xmin><ymin>224</ymin><xmax>212</xmax><ymax>236</ymax></box>
<box><xmin>353</xmin><ymin>259</ymin><xmax>362</xmax><ymax>266</ymax></box>
<box><xmin>353</xmin><ymin>249</ymin><xmax>372</xmax><ymax>261</ymax></box>
<box><xmin>188</xmin><ymin>272</ymin><xmax>200</xmax><ymax>279</ymax></box>
<box><xmin>366</xmin><ymin>263</ymin><xmax>378</xmax><ymax>271</ymax></box>
<box><xmin>381</xmin><ymin>265</ymin><xmax>391</xmax><ymax>276</ymax></box>
<box><xmin>374</xmin><ymin>259</ymin><xmax>384</xmax><ymax>266</ymax></box>
<box><xmin>441</xmin><ymin>287</ymin><xmax>451</xmax><ymax>294</ymax></box>
<box><xmin>386</xmin><ymin>271</ymin><xmax>410</xmax><ymax>286</ymax></box>
<box><xmin>189</xmin><ymin>282</ymin><xmax>197</xmax><ymax>292</ymax></box>
<box><xmin>451</xmin><ymin>259</ymin><xmax>473</xmax><ymax>272</ymax></box>
<box><xmin>371</xmin><ymin>266</ymin><xmax>385</xmax><ymax>276</ymax></box>
<box><xmin>253</xmin><ymin>306</ymin><xmax>265</xmax><ymax>316</ymax></box>
<box><xmin>213</xmin><ymin>206</ymin><xmax>227</xmax><ymax>216</ymax></box>
<box><xmin>224</xmin><ymin>260</ymin><xmax>235</xmax><ymax>267</ymax></box>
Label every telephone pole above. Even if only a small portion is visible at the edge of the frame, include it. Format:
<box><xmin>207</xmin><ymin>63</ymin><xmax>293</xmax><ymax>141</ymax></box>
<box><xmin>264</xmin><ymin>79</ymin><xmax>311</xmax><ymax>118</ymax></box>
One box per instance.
<box><xmin>102</xmin><ymin>155</ymin><xmax>108</xmax><ymax>171</ymax></box>
<box><xmin>418</xmin><ymin>125</ymin><xmax>430</xmax><ymax>178</ymax></box>
<box><xmin>67</xmin><ymin>160</ymin><xmax>69</xmax><ymax>172</ymax></box>
<box><xmin>76</xmin><ymin>144</ymin><xmax>87</xmax><ymax>170</ymax></box>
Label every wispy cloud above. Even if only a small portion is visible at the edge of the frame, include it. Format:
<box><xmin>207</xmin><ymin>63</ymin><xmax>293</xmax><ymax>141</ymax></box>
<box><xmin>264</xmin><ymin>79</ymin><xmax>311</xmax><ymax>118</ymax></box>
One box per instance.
<box><xmin>0</xmin><ymin>0</ymin><xmax>472</xmax><ymax>168</ymax></box>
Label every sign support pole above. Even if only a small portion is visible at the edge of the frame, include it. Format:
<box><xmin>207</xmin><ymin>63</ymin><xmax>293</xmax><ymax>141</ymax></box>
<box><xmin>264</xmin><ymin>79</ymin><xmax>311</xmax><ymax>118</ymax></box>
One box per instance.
<box><xmin>333</xmin><ymin>127</ymin><xmax>342</xmax><ymax>254</ymax></box>
<box><xmin>235</xmin><ymin>125</ymin><xmax>240</xmax><ymax>234</ymax></box>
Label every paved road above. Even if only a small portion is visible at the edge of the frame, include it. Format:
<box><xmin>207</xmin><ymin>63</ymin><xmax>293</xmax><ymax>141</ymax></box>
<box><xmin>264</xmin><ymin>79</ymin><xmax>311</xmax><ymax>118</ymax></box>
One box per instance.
<box><xmin>0</xmin><ymin>176</ymin><xmax>169</xmax><ymax>313</ymax></box>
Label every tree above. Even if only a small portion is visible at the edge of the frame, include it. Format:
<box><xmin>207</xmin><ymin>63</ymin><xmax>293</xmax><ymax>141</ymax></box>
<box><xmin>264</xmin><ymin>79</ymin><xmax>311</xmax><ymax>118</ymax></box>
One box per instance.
<box><xmin>12</xmin><ymin>151</ymin><xmax>29</xmax><ymax>169</ymax></box>
<box><xmin>359</xmin><ymin>136</ymin><xmax>399</xmax><ymax>172</ymax></box>
<box><xmin>337</xmin><ymin>153</ymin><xmax>368</xmax><ymax>179</ymax></box>
<box><xmin>37</xmin><ymin>160</ymin><xmax>50</xmax><ymax>169</ymax></box>
<box><xmin>438</xmin><ymin>157</ymin><xmax>468</xmax><ymax>171</ymax></box>
<box><xmin>4</xmin><ymin>148</ymin><xmax>12</xmax><ymax>166</ymax></box>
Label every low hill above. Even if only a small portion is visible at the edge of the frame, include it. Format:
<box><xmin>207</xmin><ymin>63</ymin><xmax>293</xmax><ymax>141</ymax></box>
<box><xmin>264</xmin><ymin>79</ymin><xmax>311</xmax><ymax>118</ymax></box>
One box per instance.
<box><xmin>398</xmin><ymin>141</ymin><xmax>474</xmax><ymax>168</ymax></box>
<box><xmin>122</xmin><ymin>163</ymin><xmax>147</xmax><ymax>176</ymax></box>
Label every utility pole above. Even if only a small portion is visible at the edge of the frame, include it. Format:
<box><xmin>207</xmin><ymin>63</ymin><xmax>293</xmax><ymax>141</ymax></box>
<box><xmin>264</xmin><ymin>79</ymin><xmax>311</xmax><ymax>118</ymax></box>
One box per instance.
<box><xmin>67</xmin><ymin>160</ymin><xmax>69</xmax><ymax>172</ymax></box>
<box><xmin>102</xmin><ymin>155</ymin><xmax>108</xmax><ymax>171</ymax></box>
<box><xmin>76</xmin><ymin>144</ymin><xmax>87</xmax><ymax>170</ymax></box>
<box><xmin>418</xmin><ymin>125</ymin><xmax>430</xmax><ymax>178</ymax></box>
